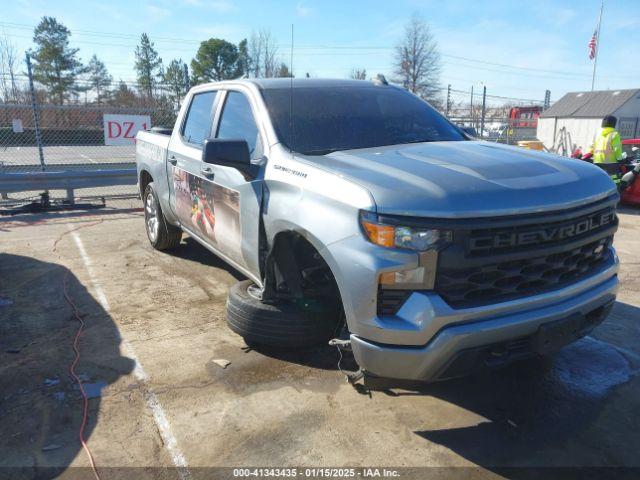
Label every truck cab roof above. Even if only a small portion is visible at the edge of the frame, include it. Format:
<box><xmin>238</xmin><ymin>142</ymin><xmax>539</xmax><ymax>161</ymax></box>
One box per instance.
<box><xmin>193</xmin><ymin>77</ymin><xmax>393</xmax><ymax>91</ymax></box>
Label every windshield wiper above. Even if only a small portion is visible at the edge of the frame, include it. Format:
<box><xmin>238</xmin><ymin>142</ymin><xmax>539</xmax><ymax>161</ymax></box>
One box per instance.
<box><xmin>402</xmin><ymin>139</ymin><xmax>438</xmax><ymax>144</ymax></box>
<box><xmin>301</xmin><ymin>148</ymin><xmax>345</xmax><ymax>156</ymax></box>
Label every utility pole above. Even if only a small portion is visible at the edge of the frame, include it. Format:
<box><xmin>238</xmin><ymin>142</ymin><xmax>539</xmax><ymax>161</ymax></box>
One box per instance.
<box><xmin>26</xmin><ymin>52</ymin><xmax>45</xmax><ymax>171</ymax></box>
<box><xmin>470</xmin><ymin>85</ymin><xmax>474</xmax><ymax>129</ymax></box>
<box><xmin>480</xmin><ymin>85</ymin><xmax>487</xmax><ymax>138</ymax></box>
<box><xmin>445</xmin><ymin>84</ymin><xmax>451</xmax><ymax>117</ymax></box>
<box><xmin>591</xmin><ymin>0</ymin><xmax>604</xmax><ymax>91</ymax></box>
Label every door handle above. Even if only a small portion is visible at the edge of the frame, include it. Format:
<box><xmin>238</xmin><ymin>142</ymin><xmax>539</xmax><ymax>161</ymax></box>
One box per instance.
<box><xmin>200</xmin><ymin>165</ymin><xmax>215</xmax><ymax>178</ymax></box>
<box><xmin>168</xmin><ymin>155</ymin><xmax>177</xmax><ymax>165</ymax></box>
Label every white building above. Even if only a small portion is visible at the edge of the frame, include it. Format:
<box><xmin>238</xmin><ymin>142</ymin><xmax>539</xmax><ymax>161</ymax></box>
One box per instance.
<box><xmin>537</xmin><ymin>89</ymin><xmax>640</xmax><ymax>155</ymax></box>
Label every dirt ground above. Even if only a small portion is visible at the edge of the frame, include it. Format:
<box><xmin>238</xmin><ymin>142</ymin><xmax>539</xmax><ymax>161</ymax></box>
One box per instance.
<box><xmin>1</xmin><ymin>205</ymin><xmax>639</xmax><ymax>480</ymax></box>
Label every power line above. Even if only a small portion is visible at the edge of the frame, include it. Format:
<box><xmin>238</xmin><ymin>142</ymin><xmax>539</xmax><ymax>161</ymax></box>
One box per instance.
<box><xmin>0</xmin><ymin>21</ymin><xmax>202</xmax><ymax>45</ymax></box>
<box><xmin>2</xmin><ymin>21</ymin><xmax>637</xmax><ymax>80</ymax></box>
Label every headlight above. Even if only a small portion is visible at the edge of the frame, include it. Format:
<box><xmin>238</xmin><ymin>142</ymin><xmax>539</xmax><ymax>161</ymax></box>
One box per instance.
<box><xmin>360</xmin><ymin>212</ymin><xmax>452</xmax><ymax>251</ymax></box>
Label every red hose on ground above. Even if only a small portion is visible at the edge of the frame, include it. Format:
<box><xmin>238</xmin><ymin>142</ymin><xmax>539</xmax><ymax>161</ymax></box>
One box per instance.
<box><xmin>53</xmin><ymin>219</ymin><xmax>104</xmax><ymax>480</ymax></box>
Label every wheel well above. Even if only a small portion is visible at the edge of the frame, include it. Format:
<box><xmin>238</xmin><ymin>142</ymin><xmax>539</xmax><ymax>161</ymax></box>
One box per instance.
<box><xmin>139</xmin><ymin>170</ymin><xmax>153</xmax><ymax>197</ymax></box>
<box><xmin>263</xmin><ymin>231</ymin><xmax>342</xmax><ymax>309</ymax></box>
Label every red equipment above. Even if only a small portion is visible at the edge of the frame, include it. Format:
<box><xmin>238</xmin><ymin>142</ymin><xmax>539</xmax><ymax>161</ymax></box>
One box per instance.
<box><xmin>508</xmin><ymin>106</ymin><xmax>542</xmax><ymax>128</ymax></box>
<box><xmin>621</xmin><ymin>139</ymin><xmax>640</xmax><ymax>206</ymax></box>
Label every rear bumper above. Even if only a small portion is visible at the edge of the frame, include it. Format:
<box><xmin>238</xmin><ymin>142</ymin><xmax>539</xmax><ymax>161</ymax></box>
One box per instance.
<box><xmin>350</xmin><ymin>272</ymin><xmax>618</xmax><ymax>381</ymax></box>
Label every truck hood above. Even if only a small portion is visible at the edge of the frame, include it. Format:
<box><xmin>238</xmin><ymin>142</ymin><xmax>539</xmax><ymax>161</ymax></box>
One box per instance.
<box><xmin>299</xmin><ymin>141</ymin><xmax>617</xmax><ymax>218</ymax></box>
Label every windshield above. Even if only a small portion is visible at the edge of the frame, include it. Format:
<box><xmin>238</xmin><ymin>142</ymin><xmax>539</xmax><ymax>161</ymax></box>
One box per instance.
<box><xmin>261</xmin><ymin>85</ymin><xmax>465</xmax><ymax>155</ymax></box>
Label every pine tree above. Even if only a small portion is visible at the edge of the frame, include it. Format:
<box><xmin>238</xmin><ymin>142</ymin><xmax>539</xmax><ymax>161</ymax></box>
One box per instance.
<box><xmin>135</xmin><ymin>33</ymin><xmax>163</xmax><ymax>100</ymax></box>
<box><xmin>87</xmin><ymin>54</ymin><xmax>112</xmax><ymax>104</ymax></box>
<box><xmin>31</xmin><ymin>16</ymin><xmax>86</xmax><ymax>104</ymax></box>
<box><xmin>163</xmin><ymin>59</ymin><xmax>187</xmax><ymax>109</ymax></box>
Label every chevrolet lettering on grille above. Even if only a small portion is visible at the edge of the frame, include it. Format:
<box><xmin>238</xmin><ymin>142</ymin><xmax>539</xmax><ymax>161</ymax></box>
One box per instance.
<box><xmin>469</xmin><ymin>211</ymin><xmax>616</xmax><ymax>251</ymax></box>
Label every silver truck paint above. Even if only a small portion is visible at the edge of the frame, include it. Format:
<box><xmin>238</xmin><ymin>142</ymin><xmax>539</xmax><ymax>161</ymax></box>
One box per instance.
<box><xmin>136</xmin><ymin>78</ymin><xmax>619</xmax><ymax>381</ymax></box>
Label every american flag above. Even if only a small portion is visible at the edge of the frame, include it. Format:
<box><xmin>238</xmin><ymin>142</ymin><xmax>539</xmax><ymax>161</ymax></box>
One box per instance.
<box><xmin>588</xmin><ymin>29</ymin><xmax>598</xmax><ymax>60</ymax></box>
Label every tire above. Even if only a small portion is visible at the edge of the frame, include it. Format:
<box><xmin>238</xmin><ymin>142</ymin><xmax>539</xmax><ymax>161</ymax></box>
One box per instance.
<box><xmin>143</xmin><ymin>182</ymin><xmax>182</xmax><ymax>250</ymax></box>
<box><xmin>226</xmin><ymin>280</ymin><xmax>341</xmax><ymax>348</ymax></box>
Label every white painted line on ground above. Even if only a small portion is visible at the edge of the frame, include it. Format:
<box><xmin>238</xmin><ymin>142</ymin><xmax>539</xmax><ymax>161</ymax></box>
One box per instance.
<box><xmin>69</xmin><ymin>227</ymin><xmax>191</xmax><ymax>479</ymax></box>
<box><xmin>79</xmin><ymin>153</ymin><xmax>96</xmax><ymax>164</ymax></box>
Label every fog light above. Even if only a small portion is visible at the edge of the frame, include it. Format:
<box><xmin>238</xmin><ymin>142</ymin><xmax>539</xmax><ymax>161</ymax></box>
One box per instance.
<box><xmin>379</xmin><ymin>251</ymin><xmax>438</xmax><ymax>290</ymax></box>
<box><xmin>380</xmin><ymin>267</ymin><xmax>426</xmax><ymax>286</ymax></box>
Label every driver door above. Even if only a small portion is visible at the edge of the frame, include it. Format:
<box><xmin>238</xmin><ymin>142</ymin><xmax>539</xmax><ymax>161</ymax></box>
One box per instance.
<box><xmin>202</xmin><ymin>89</ymin><xmax>265</xmax><ymax>280</ymax></box>
<box><xmin>166</xmin><ymin>86</ymin><xmax>264</xmax><ymax>283</ymax></box>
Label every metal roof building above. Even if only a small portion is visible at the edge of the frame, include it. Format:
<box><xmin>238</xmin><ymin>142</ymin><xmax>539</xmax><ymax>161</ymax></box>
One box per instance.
<box><xmin>537</xmin><ymin>88</ymin><xmax>640</xmax><ymax>155</ymax></box>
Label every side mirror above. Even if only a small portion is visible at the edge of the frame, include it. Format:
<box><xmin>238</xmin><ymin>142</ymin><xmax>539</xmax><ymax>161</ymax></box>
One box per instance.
<box><xmin>202</xmin><ymin>138</ymin><xmax>251</xmax><ymax>174</ymax></box>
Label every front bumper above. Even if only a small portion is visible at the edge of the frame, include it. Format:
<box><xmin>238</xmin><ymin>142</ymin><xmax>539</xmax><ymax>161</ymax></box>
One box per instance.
<box><xmin>350</xmin><ymin>268</ymin><xmax>619</xmax><ymax>381</ymax></box>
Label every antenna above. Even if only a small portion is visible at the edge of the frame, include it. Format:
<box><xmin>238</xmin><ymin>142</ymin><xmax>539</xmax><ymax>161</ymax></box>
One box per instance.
<box><xmin>289</xmin><ymin>23</ymin><xmax>294</xmax><ymax>155</ymax></box>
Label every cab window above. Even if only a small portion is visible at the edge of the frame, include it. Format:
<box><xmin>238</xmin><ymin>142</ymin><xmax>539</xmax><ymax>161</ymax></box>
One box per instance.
<box><xmin>181</xmin><ymin>91</ymin><xmax>217</xmax><ymax>146</ymax></box>
<box><xmin>217</xmin><ymin>91</ymin><xmax>262</xmax><ymax>159</ymax></box>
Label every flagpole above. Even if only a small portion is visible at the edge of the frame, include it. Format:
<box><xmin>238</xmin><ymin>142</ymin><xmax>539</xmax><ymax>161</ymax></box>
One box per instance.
<box><xmin>591</xmin><ymin>0</ymin><xmax>604</xmax><ymax>91</ymax></box>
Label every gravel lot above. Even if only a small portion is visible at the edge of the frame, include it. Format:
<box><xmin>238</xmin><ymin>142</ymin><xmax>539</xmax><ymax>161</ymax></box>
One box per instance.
<box><xmin>1</xmin><ymin>206</ymin><xmax>639</xmax><ymax>479</ymax></box>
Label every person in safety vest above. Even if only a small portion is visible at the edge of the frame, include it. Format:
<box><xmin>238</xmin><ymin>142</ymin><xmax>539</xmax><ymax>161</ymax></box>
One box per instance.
<box><xmin>590</xmin><ymin>115</ymin><xmax>623</xmax><ymax>164</ymax></box>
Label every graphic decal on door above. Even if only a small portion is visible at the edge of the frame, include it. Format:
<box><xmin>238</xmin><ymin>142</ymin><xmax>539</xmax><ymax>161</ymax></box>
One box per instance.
<box><xmin>172</xmin><ymin>167</ymin><xmax>241</xmax><ymax>258</ymax></box>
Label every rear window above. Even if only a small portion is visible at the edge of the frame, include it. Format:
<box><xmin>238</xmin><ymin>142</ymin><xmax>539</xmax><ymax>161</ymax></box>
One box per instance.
<box><xmin>181</xmin><ymin>91</ymin><xmax>217</xmax><ymax>146</ymax></box>
<box><xmin>261</xmin><ymin>85</ymin><xmax>465</xmax><ymax>155</ymax></box>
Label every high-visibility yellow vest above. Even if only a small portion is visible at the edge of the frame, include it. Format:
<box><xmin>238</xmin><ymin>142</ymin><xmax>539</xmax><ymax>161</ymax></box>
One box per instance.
<box><xmin>593</xmin><ymin>127</ymin><xmax>623</xmax><ymax>164</ymax></box>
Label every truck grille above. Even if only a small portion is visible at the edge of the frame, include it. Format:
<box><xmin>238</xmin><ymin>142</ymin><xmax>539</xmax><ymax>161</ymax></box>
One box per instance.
<box><xmin>431</xmin><ymin>198</ymin><xmax>618</xmax><ymax>309</ymax></box>
<box><xmin>436</xmin><ymin>236</ymin><xmax>613</xmax><ymax>308</ymax></box>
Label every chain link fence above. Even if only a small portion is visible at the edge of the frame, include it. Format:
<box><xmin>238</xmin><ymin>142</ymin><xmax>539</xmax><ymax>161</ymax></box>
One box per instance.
<box><xmin>442</xmin><ymin>85</ymin><xmax>547</xmax><ymax>147</ymax></box>
<box><xmin>0</xmin><ymin>102</ymin><xmax>176</xmax><ymax>211</ymax></box>
<box><xmin>447</xmin><ymin>115</ymin><xmax>540</xmax><ymax>145</ymax></box>
<box><xmin>0</xmin><ymin>82</ymin><xmax>547</xmax><ymax>213</ymax></box>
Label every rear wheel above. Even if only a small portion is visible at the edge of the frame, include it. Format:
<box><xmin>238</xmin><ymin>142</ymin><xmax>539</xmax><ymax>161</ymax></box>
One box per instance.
<box><xmin>144</xmin><ymin>182</ymin><xmax>182</xmax><ymax>250</ymax></box>
<box><xmin>226</xmin><ymin>280</ymin><xmax>341</xmax><ymax>348</ymax></box>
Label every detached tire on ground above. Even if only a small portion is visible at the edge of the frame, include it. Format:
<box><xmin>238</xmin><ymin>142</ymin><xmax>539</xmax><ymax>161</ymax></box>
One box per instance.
<box><xmin>226</xmin><ymin>280</ymin><xmax>341</xmax><ymax>348</ymax></box>
<box><xmin>143</xmin><ymin>182</ymin><xmax>182</xmax><ymax>251</ymax></box>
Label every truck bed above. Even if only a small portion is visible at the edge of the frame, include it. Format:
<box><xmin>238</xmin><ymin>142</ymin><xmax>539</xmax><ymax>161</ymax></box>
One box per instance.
<box><xmin>136</xmin><ymin>130</ymin><xmax>171</xmax><ymax>166</ymax></box>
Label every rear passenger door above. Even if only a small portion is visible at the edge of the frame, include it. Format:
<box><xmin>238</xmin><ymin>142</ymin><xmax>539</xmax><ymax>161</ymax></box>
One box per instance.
<box><xmin>166</xmin><ymin>89</ymin><xmax>219</xmax><ymax>241</ymax></box>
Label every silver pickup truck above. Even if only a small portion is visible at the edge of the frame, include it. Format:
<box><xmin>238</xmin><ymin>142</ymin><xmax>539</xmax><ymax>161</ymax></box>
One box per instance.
<box><xmin>136</xmin><ymin>78</ymin><xmax>619</xmax><ymax>382</ymax></box>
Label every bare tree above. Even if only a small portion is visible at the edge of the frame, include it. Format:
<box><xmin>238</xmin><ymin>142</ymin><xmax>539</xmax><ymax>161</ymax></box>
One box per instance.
<box><xmin>393</xmin><ymin>13</ymin><xmax>441</xmax><ymax>102</ymax></box>
<box><xmin>350</xmin><ymin>68</ymin><xmax>367</xmax><ymax>80</ymax></box>
<box><xmin>248</xmin><ymin>29</ymin><xmax>278</xmax><ymax>78</ymax></box>
<box><xmin>0</xmin><ymin>33</ymin><xmax>19</xmax><ymax>102</ymax></box>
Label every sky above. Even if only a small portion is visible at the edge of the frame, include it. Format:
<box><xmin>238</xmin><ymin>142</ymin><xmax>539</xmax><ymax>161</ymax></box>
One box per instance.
<box><xmin>1</xmin><ymin>0</ymin><xmax>639</xmax><ymax>106</ymax></box>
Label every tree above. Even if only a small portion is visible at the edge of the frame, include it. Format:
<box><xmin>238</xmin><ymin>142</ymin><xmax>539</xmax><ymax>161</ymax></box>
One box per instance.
<box><xmin>236</xmin><ymin>39</ymin><xmax>250</xmax><ymax>78</ymax></box>
<box><xmin>31</xmin><ymin>16</ymin><xmax>86</xmax><ymax>104</ymax></box>
<box><xmin>86</xmin><ymin>54</ymin><xmax>112</xmax><ymax>103</ymax></box>
<box><xmin>350</xmin><ymin>68</ymin><xmax>367</xmax><ymax>80</ymax></box>
<box><xmin>248</xmin><ymin>29</ymin><xmax>278</xmax><ymax>78</ymax></box>
<box><xmin>163</xmin><ymin>58</ymin><xmax>187</xmax><ymax>108</ymax></box>
<box><xmin>135</xmin><ymin>33</ymin><xmax>163</xmax><ymax>99</ymax></box>
<box><xmin>275</xmin><ymin>62</ymin><xmax>293</xmax><ymax>78</ymax></box>
<box><xmin>0</xmin><ymin>34</ymin><xmax>19</xmax><ymax>102</ymax></box>
<box><xmin>191</xmin><ymin>38</ymin><xmax>239</xmax><ymax>83</ymax></box>
<box><xmin>393</xmin><ymin>13</ymin><xmax>441</xmax><ymax>102</ymax></box>
<box><xmin>110</xmin><ymin>80</ymin><xmax>138</xmax><ymax>107</ymax></box>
